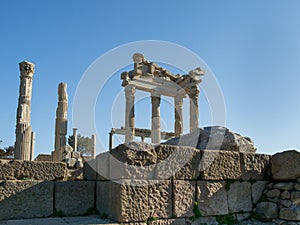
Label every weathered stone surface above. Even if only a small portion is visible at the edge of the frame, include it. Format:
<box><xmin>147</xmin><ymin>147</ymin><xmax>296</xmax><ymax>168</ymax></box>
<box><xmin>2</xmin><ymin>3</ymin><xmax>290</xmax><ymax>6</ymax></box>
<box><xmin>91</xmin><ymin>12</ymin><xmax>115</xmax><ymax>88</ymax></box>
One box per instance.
<box><xmin>101</xmin><ymin>180</ymin><xmax>149</xmax><ymax>222</ymax></box>
<box><xmin>173</xmin><ymin>180</ymin><xmax>195</xmax><ymax>217</ymax></box>
<box><xmin>280</xmin><ymin>199</ymin><xmax>292</xmax><ymax>207</ymax></box>
<box><xmin>252</xmin><ymin>181</ymin><xmax>268</xmax><ymax>204</ymax></box>
<box><xmin>197</xmin><ymin>181</ymin><xmax>228</xmax><ymax>216</ymax></box>
<box><xmin>266</xmin><ymin>189</ymin><xmax>281</xmax><ymax>198</ymax></box>
<box><xmin>291</xmin><ymin>191</ymin><xmax>300</xmax><ymax>206</ymax></box>
<box><xmin>154</xmin><ymin>145</ymin><xmax>201</xmax><ymax>180</ymax></box>
<box><xmin>255</xmin><ymin>202</ymin><xmax>278</xmax><ymax>219</ymax></box>
<box><xmin>164</xmin><ymin>126</ymin><xmax>256</xmax><ymax>153</ymax></box>
<box><xmin>191</xmin><ymin>216</ymin><xmax>218</xmax><ymax>225</ymax></box>
<box><xmin>227</xmin><ymin>182</ymin><xmax>252</xmax><ymax>213</ymax></box>
<box><xmin>83</xmin><ymin>160</ymin><xmax>97</xmax><ymax>180</ymax></box>
<box><xmin>149</xmin><ymin>218</ymin><xmax>186</xmax><ymax>225</ymax></box>
<box><xmin>281</xmin><ymin>190</ymin><xmax>291</xmax><ymax>200</ymax></box>
<box><xmin>199</xmin><ymin>150</ymin><xmax>241</xmax><ymax>180</ymax></box>
<box><xmin>235</xmin><ymin>213</ymin><xmax>251</xmax><ymax>221</ymax></box>
<box><xmin>271</xmin><ymin>150</ymin><xmax>300</xmax><ymax>180</ymax></box>
<box><xmin>55</xmin><ymin>181</ymin><xmax>95</xmax><ymax>216</ymax></box>
<box><xmin>279</xmin><ymin>207</ymin><xmax>300</xmax><ymax>221</ymax></box>
<box><xmin>274</xmin><ymin>182</ymin><xmax>294</xmax><ymax>191</ymax></box>
<box><xmin>0</xmin><ymin>159</ymin><xmax>67</xmax><ymax>180</ymax></box>
<box><xmin>295</xmin><ymin>183</ymin><xmax>300</xmax><ymax>191</ymax></box>
<box><xmin>240</xmin><ymin>153</ymin><xmax>271</xmax><ymax>180</ymax></box>
<box><xmin>148</xmin><ymin>180</ymin><xmax>172</xmax><ymax>219</ymax></box>
<box><xmin>0</xmin><ymin>180</ymin><xmax>53</xmax><ymax>220</ymax></box>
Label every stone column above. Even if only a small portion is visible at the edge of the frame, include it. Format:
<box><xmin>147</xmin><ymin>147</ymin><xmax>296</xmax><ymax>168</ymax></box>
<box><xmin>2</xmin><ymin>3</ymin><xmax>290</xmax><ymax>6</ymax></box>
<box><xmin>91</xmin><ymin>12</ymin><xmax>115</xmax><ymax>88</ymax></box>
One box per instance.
<box><xmin>91</xmin><ymin>134</ymin><xmax>96</xmax><ymax>159</ymax></box>
<box><xmin>109</xmin><ymin>131</ymin><xmax>113</xmax><ymax>151</ymax></box>
<box><xmin>30</xmin><ymin>132</ymin><xmax>35</xmax><ymax>161</ymax></box>
<box><xmin>53</xmin><ymin>83</ymin><xmax>68</xmax><ymax>161</ymax></box>
<box><xmin>73</xmin><ymin>128</ymin><xmax>78</xmax><ymax>152</ymax></box>
<box><xmin>189</xmin><ymin>85</ymin><xmax>200</xmax><ymax>132</ymax></box>
<box><xmin>151</xmin><ymin>92</ymin><xmax>161</xmax><ymax>144</ymax></box>
<box><xmin>174</xmin><ymin>94</ymin><xmax>184</xmax><ymax>137</ymax></box>
<box><xmin>14</xmin><ymin>61</ymin><xmax>35</xmax><ymax>160</ymax></box>
<box><xmin>124</xmin><ymin>85</ymin><xmax>136</xmax><ymax>142</ymax></box>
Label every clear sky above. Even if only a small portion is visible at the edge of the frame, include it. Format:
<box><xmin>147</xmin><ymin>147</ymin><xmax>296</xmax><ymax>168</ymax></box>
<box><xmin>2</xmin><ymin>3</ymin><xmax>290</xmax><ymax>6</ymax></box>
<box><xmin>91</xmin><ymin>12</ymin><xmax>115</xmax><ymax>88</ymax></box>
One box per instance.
<box><xmin>1</xmin><ymin>0</ymin><xmax>300</xmax><ymax>157</ymax></box>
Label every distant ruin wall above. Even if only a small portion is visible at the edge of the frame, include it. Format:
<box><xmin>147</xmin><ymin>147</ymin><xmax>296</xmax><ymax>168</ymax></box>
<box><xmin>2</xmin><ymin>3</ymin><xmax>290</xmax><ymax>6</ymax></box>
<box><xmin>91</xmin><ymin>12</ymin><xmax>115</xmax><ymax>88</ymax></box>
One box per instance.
<box><xmin>0</xmin><ymin>146</ymin><xmax>299</xmax><ymax>224</ymax></box>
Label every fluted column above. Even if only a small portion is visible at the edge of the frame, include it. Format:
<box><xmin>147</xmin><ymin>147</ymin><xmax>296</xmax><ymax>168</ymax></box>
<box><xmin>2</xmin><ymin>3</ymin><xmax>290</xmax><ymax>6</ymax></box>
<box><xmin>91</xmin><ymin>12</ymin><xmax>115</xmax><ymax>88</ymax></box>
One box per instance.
<box><xmin>73</xmin><ymin>128</ymin><xmax>78</xmax><ymax>152</ymax></box>
<box><xmin>125</xmin><ymin>85</ymin><xmax>136</xmax><ymax>142</ymax></box>
<box><xmin>15</xmin><ymin>61</ymin><xmax>35</xmax><ymax>160</ymax></box>
<box><xmin>151</xmin><ymin>92</ymin><xmax>161</xmax><ymax>144</ymax></box>
<box><xmin>189</xmin><ymin>86</ymin><xmax>200</xmax><ymax>132</ymax></box>
<box><xmin>174</xmin><ymin>94</ymin><xmax>184</xmax><ymax>136</ymax></box>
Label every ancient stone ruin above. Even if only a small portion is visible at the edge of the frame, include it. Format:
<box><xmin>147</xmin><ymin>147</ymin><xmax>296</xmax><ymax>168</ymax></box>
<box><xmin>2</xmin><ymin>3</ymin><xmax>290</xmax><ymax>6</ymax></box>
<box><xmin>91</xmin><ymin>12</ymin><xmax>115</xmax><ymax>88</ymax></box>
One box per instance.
<box><xmin>1</xmin><ymin>56</ymin><xmax>299</xmax><ymax>224</ymax></box>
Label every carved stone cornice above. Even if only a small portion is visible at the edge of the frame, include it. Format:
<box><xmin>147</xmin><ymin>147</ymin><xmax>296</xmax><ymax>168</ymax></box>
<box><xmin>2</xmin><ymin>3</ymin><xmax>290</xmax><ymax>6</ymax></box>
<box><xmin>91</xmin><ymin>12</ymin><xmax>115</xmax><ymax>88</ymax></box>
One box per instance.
<box><xmin>19</xmin><ymin>61</ymin><xmax>35</xmax><ymax>78</ymax></box>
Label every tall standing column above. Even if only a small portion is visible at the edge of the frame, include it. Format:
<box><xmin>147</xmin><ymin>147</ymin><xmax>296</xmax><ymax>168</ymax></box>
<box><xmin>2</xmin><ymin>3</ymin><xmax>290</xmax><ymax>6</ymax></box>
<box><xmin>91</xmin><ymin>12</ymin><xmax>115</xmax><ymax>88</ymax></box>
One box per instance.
<box><xmin>15</xmin><ymin>61</ymin><xmax>35</xmax><ymax>160</ymax></box>
<box><xmin>151</xmin><ymin>92</ymin><xmax>161</xmax><ymax>144</ymax></box>
<box><xmin>174</xmin><ymin>94</ymin><xmax>184</xmax><ymax>137</ymax></box>
<box><xmin>189</xmin><ymin>86</ymin><xmax>200</xmax><ymax>132</ymax></box>
<box><xmin>124</xmin><ymin>85</ymin><xmax>135</xmax><ymax>142</ymax></box>
<box><xmin>91</xmin><ymin>134</ymin><xmax>96</xmax><ymax>159</ymax></box>
<box><xmin>53</xmin><ymin>83</ymin><xmax>68</xmax><ymax>161</ymax></box>
<box><xmin>73</xmin><ymin>128</ymin><xmax>78</xmax><ymax>152</ymax></box>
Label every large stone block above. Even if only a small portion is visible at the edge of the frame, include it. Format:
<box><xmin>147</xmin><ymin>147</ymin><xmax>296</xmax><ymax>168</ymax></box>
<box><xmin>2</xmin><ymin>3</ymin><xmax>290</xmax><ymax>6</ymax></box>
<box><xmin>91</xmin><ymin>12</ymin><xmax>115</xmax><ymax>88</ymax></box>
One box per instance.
<box><xmin>148</xmin><ymin>180</ymin><xmax>172</xmax><ymax>219</ymax></box>
<box><xmin>97</xmin><ymin>180</ymin><xmax>149</xmax><ymax>222</ymax></box>
<box><xmin>0</xmin><ymin>159</ymin><xmax>67</xmax><ymax>180</ymax></box>
<box><xmin>154</xmin><ymin>145</ymin><xmax>201</xmax><ymax>180</ymax></box>
<box><xmin>255</xmin><ymin>202</ymin><xmax>278</xmax><ymax>219</ymax></box>
<box><xmin>173</xmin><ymin>180</ymin><xmax>196</xmax><ymax>217</ymax></box>
<box><xmin>199</xmin><ymin>150</ymin><xmax>241</xmax><ymax>180</ymax></box>
<box><xmin>291</xmin><ymin>191</ymin><xmax>300</xmax><ymax>206</ymax></box>
<box><xmin>271</xmin><ymin>150</ymin><xmax>300</xmax><ymax>180</ymax></box>
<box><xmin>227</xmin><ymin>181</ymin><xmax>252</xmax><ymax>213</ymax></box>
<box><xmin>55</xmin><ymin>181</ymin><xmax>95</xmax><ymax>216</ymax></box>
<box><xmin>197</xmin><ymin>181</ymin><xmax>228</xmax><ymax>216</ymax></box>
<box><xmin>252</xmin><ymin>181</ymin><xmax>268</xmax><ymax>204</ymax></box>
<box><xmin>0</xmin><ymin>180</ymin><xmax>53</xmax><ymax>220</ymax></box>
<box><xmin>148</xmin><ymin>218</ymin><xmax>186</xmax><ymax>225</ymax></box>
<box><xmin>279</xmin><ymin>207</ymin><xmax>300</xmax><ymax>221</ymax></box>
<box><xmin>240</xmin><ymin>153</ymin><xmax>271</xmax><ymax>180</ymax></box>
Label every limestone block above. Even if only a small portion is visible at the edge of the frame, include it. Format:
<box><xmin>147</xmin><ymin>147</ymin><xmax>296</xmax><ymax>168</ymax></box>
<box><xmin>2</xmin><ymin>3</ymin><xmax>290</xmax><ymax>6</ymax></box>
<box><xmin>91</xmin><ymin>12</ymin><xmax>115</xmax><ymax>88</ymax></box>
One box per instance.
<box><xmin>252</xmin><ymin>181</ymin><xmax>268</xmax><ymax>204</ymax></box>
<box><xmin>0</xmin><ymin>159</ymin><xmax>67</xmax><ymax>180</ymax></box>
<box><xmin>281</xmin><ymin>190</ymin><xmax>291</xmax><ymax>200</ymax></box>
<box><xmin>0</xmin><ymin>180</ymin><xmax>53</xmax><ymax>220</ymax></box>
<box><xmin>280</xmin><ymin>199</ymin><xmax>292</xmax><ymax>207</ymax></box>
<box><xmin>197</xmin><ymin>181</ymin><xmax>228</xmax><ymax>216</ymax></box>
<box><xmin>227</xmin><ymin>182</ymin><xmax>252</xmax><ymax>213</ymax></box>
<box><xmin>199</xmin><ymin>150</ymin><xmax>241</xmax><ymax>180</ymax></box>
<box><xmin>240</xmin><ymin>153</ymin><xmax>271</xmax><ymax>180</ymax></box>
<box><xmin>295</xmin><ymin>183</ymin><xmax>300</xmax><ymax>191</ymax></box>
<box><xmin>291</xmin><ymin>191</ymin><xmax>300</xmax><ymax>206</ymax></box>
<box><xmin>173</xmin><ymin>180</ymin><xmax>196</xmax><ymax>217</ymax></box>
<box><xmin>148</xmin><ymin>180</ymin><xmax>172</xmax><ymax>219</ymax></box>
<box><xmin>55</xmin><ymin>181</ymin><xmax>95</xmax><ymax>216</ymax></box>
<box><xmin>279</xmin><ymin>207</ymin><xmax>300</xmax><ymax>221</ymax></box>
<box><xmin>255</xmin><ymin>202</ymin><xmax>278</xmax><ymax>219</ymax></box>
<box><xmin>266</xmin><ymin>189</ymin><xmax>281</xmax><ymax>198</ymax></box>
<box><xmin>71</xmin><ymin>151</ymin><xmax>81</xmax><ymax>159</ymax></box>
<box><xmin>154</xmin><ymin>145</ymin><xmax>201</xmax><ymax>180</ymax></box>
<box><xmin>83</xmin><ymin>160</ymin><xmax>97</xmax><ymax>180</ymax></box>
<box><xmin>271</xmin><ymin>150</ymin><xmax>300</xmax><ymax>180</ymax></box>
<box><xmin>274</xmin><ymin>182</ymin><xmax>294</xmax><ymax>191</ymax></box>
<box><xmin>98</xmin><ymin>180</ymin><xmax>149</xmax><ymax>222</ymax></box>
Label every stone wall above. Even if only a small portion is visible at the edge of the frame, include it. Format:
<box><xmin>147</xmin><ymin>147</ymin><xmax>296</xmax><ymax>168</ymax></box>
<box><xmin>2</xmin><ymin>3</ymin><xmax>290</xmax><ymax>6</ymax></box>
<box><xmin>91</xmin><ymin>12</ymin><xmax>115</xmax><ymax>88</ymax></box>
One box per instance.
<box><xmin>0</xmin><ymin>147</ymin><xmax>299</xmax><ymax>224</ymax></box>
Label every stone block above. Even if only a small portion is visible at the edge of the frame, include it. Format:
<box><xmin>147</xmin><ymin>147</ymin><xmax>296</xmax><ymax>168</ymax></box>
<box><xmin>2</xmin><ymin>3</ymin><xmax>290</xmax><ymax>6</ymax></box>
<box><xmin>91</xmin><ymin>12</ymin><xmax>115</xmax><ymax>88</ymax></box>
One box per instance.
<box><xmin>173</xmin><ymin>180</ymin><xmax>196</xmax><ymax>217</ymax></box>
<box><xmin>0</xmin><ymin>180</ymin><xmax>53</xmax><ymax>220</ymax></box>
<box><xmin>227</xmin><ymin>181</ymin><xmax>252</xmax><ymax>213</ymax></box>
<box><xmin>274</xmin><ymin>182</ymin><xmax>294</xmax><ymax>190</ymax></box>
<box><xmin>266</xmin><ymin>189</ymin><xmax>280</xmax><ymax>198</ymax></box>
<box><xmin>197</xmin><ymin>181</ymin><xmax>228</xmax><ymax>216</ymax></box>
<box><xmin>83</xmin><ymin>160</ymin><xmax>97</xmax><ymax>180</ymax></box>
<box><xmin>295</xmin><ymin>183</ymin><xmax>300</xmax><ymax>191</ymax></box>
<box><xmin>55</xmin><ymin>181</ymin><xmax>95</xmax><ymax>216</ymax></box>
<box><xmin>271</xmin><ymin>150</ymin><xmax>300</xmax><ymax>180</ymax></box>
<box><xmin>240</xmin><ymin>153</ymin><xmax>271</xmax><ymax>180</ymax></box>
<box><xmin>149</xmin><ymin>218</ymin><xmax>186</xmax><ymax>225</ymax></box>
<box><xmin>279</xmin><ymin>199</ymin><xmax>292</xmax><ymax>207</ymax></box>
<box><xmin>252</xmin><ymin>181</ymin><xmax>268</xmax><ymax>204</ymax></box>
<box><xmin>97</xmin><ymin>180</ymin><xmax>149</xmax><ymax>222</ymax></box>
<box><xmin>291</xmin><ymin>191</ymin><xmax>300</xmax><ymax>206</ymax></box>
<box><xmin>71</xmin><ymin>151</ymin><xmax>81</xmax><ymax>159</ymax></box>
<box><xmin>279</xmin><ymin>207</ymin><xmax>300</xmax><ymax>221</ymax></box>
<box><xmin>199</xmin><ymin>150</ymin><xmax>241</xmax><ymax>180</ymax></box>
<box><xmin>154</xmin><ymin>145</ymin><xmax>201</xmax><ymax>180</ymax></box>
<box><xmin>0</xmin><ymin>159</ymin><xmax>67</xmax><ymax>180</ymax></box>
<box><xmin>148</xmin><ymin>180</ymin><xmax>172</xmax><ymax>219</ymax></box>
<box><xmin>191</xmin><ymin>216</ymin><xmax>218</xmax><ymax>225</ymax></box>
<box><xmin>255</xmin><ymin>202</ymin><xmax>278</xmax><ymax>219</ymax></box>
<box><xmin>281</xmin><ymin>190</ymin><xmax>291</xmax><ymax>200</ymax></box>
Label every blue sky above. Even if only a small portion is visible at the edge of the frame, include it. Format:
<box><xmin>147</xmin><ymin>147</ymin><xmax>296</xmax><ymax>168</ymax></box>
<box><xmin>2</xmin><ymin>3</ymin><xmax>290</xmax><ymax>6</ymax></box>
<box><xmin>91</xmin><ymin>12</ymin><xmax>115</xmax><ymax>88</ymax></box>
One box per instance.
<box><xmin>1</xmin><ymin>0</ymin><xmax>300</xmax><ymax>156</ymax></box>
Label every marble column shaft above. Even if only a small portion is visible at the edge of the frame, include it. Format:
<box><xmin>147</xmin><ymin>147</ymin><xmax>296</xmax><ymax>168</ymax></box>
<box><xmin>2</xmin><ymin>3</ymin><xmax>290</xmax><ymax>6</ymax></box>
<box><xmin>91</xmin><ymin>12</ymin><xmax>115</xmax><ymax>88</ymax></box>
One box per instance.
<box><xmin>174</xmin><ymin>95</ymin><xmax>184</xmax><ymax>137</ymax></box>
<box><xmin>189</xmin><ymin>86</ymin><xmax>200</xmax><ymax>132</ymax></box>
<box><xmin>125</xmin><ymin>85</ymin><xmax>135</xmax><ymax>142</ymax></box>
<box><xmin>151</xmin><ymin>93</ymin><xmax>161</xmax><ymax>144</ymax></box>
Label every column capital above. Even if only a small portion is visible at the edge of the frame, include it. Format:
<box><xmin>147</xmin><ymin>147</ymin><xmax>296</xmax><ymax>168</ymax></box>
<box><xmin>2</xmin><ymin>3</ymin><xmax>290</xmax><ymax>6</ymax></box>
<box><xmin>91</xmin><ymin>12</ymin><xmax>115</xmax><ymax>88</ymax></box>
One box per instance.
<box><xmin>189</xmin><ymin>85</ymin><xmax>200</xmax><ymax>99</ymax></box>
<box><xmin>125</xmin><ymin>84</ymin><xmax>136</xmax><ymax>97</ymax></box>
<box><xmin>19</xmin><ymin>61</ymin><xmax>35</xmax><ymax>78</ymax></box>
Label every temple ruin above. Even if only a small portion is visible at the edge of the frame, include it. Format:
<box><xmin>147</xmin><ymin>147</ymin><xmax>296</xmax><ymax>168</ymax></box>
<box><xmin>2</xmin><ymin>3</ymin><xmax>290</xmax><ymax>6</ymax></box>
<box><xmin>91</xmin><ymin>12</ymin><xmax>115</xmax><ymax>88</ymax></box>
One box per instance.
<box><xmin>14</xmin><ymin>61</ymin><xmax>35</xmax><ymax>160</ymax></box>
<box><xmin>120</xmin><ymin>53</ymin><xmax>204</xmax><ymax>144</ymax></box>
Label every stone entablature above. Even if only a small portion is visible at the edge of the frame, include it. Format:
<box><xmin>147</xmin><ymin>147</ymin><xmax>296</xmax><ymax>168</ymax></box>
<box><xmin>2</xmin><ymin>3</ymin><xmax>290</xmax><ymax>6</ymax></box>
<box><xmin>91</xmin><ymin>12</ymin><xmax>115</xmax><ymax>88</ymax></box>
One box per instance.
<box><xmin>121</xmin><ymin>53</ymin><xmax>204</xmax><ymax>144</ymax></box>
